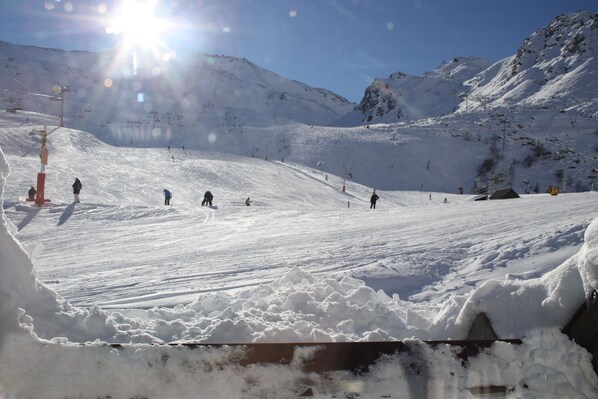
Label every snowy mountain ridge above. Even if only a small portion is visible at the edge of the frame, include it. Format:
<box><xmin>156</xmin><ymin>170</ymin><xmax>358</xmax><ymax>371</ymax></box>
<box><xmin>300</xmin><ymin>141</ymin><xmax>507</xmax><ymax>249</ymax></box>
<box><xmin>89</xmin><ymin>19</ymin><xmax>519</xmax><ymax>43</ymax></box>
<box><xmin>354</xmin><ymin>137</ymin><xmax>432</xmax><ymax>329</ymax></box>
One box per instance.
<box><xmin>346</xmin><ymin>11</ymin><xmax>598</xmax><ymax>125</ymax></box>
<box><xmin>466</xmin><ymin>11</ymin><xmax>598</xmax><ymax>110</ymax></box>
<box><xmin>338</xmin><ymin>56</ymin><xmax>491</xmax><ymax>124</ymax></box>
<box><xmin>0</xmin><ymin>39</ymin><xmax>354</xmax><ymax>146</ymax></box>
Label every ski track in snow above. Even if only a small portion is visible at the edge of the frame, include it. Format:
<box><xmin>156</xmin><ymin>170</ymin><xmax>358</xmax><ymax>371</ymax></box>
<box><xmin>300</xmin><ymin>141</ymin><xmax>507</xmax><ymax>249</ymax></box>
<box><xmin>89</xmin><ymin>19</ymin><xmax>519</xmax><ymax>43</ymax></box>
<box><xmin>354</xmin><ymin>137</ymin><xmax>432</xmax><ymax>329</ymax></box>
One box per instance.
<box><xmin>5</xmin><ymin>179</ymin><xmax>597</xmax><ymax>309</ymax></box>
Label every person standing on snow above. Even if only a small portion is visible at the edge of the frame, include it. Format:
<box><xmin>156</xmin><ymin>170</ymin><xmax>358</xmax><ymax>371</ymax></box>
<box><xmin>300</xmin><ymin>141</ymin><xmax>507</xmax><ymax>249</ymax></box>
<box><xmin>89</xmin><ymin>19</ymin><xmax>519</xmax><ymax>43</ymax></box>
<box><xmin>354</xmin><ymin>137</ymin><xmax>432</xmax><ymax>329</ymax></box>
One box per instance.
<box><xmin>370</xmin><ymin>190</ymin><xmax>379</xmax><ymax>209</ymax></box>
<box><xmin>72</xmin><ymin>178</ymin><xmax>82</xmax><ymax>203</ymax></box>
<box><xmin>28</xmin><ymin>186</ymin><xmax>36</xmax><ymax>201</ymax></box>
<box><xmin>163</xmin><ymin>189</ymin><xmax>172</xmax><ymax>205</ymax></box>
<box><xmin>245</xmin><ymin>197</ymin><xmax>251</xmax><ymax>206</ymax></box>
<box><xmin>202</xmin><ymin>191</ymin><xmax>213</xmax><ymax>206</ymax></box>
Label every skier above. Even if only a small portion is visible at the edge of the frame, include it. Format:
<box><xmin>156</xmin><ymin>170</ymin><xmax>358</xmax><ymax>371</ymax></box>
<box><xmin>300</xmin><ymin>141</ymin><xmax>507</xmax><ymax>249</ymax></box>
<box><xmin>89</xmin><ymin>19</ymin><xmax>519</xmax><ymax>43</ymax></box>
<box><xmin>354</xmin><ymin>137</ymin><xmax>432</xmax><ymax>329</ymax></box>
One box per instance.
<box><xmin>28</xmin><ymin>186</ymin><xmax>36</xmax><ymax>201</ymax></box>
<box><xmin>370</xmin><ymin>190</ymin><xmax>379</xmax><ymax>209</ymax></box>
<box><xmin>163</xmin><ymin>189</ymin><xmax>172</xmax><ymax>205</ymax></box>
<box><xmin>245</xmin><ymin>197</ymin><xmax>251</xmax><ymax>206</ymax></box>
<box><xmin>72</xmin><ymin>178</ymin><xmax>82</xmax><ymax>203</ymax></box>
<box><xmin>202</xmin><ymin>191</ymin><xmax>213</xmax><ymax>206</ymax></box>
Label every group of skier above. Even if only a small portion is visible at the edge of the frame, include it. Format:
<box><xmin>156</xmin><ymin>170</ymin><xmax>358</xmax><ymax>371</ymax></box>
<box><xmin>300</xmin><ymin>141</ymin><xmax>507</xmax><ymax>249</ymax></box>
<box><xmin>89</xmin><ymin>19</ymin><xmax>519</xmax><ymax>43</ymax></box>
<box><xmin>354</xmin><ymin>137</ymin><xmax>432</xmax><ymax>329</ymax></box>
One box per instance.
<box><xmin>34</xmin><ymin>177</ymin><xmax>379</xmax><ymax>209</ymax></box>
<box><xmin>159</xmin><ymin>188</ymin><xmax>379</xmax><ymax>209</ymax></box>
<box><xmin>162</xmin><ymin>189</ymin><xmax>216</xmax><ymax>207</ymax></box>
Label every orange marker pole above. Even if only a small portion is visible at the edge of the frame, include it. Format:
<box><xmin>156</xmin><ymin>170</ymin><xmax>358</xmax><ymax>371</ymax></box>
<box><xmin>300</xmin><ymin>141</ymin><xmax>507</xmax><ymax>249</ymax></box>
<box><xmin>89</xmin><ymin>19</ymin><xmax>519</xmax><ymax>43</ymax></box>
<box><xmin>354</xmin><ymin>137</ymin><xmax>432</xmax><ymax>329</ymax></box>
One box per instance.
<box><xmin>35</xmin><ymin>172</ymin><xmax>45</xmax><ymax>206</ymax></box>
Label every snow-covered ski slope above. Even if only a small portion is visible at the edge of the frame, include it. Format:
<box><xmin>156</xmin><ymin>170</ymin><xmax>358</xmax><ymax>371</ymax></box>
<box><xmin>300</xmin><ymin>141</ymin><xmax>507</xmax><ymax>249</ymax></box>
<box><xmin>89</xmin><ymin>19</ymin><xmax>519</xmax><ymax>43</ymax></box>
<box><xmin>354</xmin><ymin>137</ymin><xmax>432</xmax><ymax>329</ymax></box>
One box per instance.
<box><xmin>2</xmin><ymin>112</ymin><xmax>597</xmax><ymax>321</ymax></box>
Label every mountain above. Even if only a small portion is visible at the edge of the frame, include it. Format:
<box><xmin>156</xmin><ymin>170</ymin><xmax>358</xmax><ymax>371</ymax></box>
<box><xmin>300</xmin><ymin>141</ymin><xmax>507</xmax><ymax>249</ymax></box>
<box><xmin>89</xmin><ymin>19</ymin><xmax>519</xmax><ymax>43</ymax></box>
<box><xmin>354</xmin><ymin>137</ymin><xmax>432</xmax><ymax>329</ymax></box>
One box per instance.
<box><xmin>465</xmin><ymin>11</ymin><xmax>598</xmax><ymax>112</ymax></box>
<box><xmin>1</xmin><ymin>12</ymin><xmax>597</xmax><ymax>195</ymax></box>
<box><xmin>0</xmin><ymin>41</ymin><xmax>354</xmax><ymax>147</ymax></box>
<box><xmin>344</xmin><ymin>11</ymin><xmax>598</xmax><ymax>125</ymax></box>
<box><xmin>337</xmin><ymin>56</ymin><xmax>492</xmax><ymax>125</ymax></box>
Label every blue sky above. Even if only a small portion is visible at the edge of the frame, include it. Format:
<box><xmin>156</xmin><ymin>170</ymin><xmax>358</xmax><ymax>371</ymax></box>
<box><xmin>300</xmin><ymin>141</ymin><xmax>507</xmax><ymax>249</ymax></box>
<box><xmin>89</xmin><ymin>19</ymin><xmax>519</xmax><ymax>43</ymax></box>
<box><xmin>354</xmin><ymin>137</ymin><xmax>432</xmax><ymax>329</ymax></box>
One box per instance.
<box><xmin>0</xmin><ymin>0</ymin><xmax>595</xmax><ymax>102</ymax></box>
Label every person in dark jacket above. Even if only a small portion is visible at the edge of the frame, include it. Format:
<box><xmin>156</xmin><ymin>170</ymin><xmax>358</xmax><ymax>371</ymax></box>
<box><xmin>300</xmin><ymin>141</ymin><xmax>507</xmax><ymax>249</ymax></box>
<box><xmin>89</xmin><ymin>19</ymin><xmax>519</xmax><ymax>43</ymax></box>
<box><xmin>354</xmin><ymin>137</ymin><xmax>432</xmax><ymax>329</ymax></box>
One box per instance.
<box><xmin>245</xmin><ymin>197</ymin><xmax>251</xmax><ymax>206</ymax></box>
<box><xmin>28</xmin><ymin>186</ymin><xmax>36</xmax><ymax>201</ymax></box>
<box><xmin>370</xmin><ymin>190</ymin><xmax>379</xmax><ymax>209</ymax></box>
<box><xmin>163</xmin><ymin>189</ymin><xmax>172</xmax><ymax>205</ymax></box>
<box><xmin>202</xmin><ymin>191</ymin><xmax>213</xmax><ymax>206</ymax></box>
<box><xmin>72</xmin><ymin>178</ymin><xmax>82</xmax><ymax>203</ymax></box>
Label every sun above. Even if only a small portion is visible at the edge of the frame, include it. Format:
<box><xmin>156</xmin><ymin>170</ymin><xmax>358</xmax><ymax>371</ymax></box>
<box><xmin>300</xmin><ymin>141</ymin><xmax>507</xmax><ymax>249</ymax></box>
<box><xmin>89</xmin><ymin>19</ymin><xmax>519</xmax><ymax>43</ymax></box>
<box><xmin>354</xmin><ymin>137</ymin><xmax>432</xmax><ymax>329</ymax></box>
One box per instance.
<box><xmin>107</xmin><ymin>0</ymin><xmax>167</xmax><ymax>49</ymax></box>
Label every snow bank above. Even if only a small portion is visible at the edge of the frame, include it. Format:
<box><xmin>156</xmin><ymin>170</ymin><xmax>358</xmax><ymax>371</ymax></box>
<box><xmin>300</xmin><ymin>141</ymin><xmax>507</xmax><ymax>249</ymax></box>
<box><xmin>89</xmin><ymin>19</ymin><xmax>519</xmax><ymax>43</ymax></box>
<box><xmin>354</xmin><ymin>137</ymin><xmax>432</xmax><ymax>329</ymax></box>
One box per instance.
<box><xmin>0</xmin><ymin>147</ymin><xmax>39</xmax><ymax>338</ymax></box>
<box><xmin>579</xmin><ymin>219</ymin><xmax>598</xmax><ymax>296</ymax></box>
<box><xmin>448</xmin><ymin>216</ymin><xmax>598</xmax><ymax>339</ymax></box>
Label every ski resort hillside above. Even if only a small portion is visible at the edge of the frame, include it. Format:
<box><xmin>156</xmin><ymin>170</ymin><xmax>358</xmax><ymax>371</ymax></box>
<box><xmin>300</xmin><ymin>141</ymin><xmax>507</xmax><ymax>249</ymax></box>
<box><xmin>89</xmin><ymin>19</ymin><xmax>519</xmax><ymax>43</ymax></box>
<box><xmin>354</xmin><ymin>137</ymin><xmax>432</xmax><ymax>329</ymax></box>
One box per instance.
<box><xmin>1</xmin><ymin>111</ymin><xmax>598</xmax><ymax>397</ymax></box>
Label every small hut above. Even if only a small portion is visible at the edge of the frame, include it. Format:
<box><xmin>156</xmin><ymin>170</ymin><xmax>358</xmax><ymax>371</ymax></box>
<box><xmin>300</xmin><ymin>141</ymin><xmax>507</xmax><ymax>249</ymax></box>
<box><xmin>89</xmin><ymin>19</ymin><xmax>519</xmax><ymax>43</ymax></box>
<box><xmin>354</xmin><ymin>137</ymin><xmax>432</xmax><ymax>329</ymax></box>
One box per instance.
<box><xmin>489</xmin><ymin>188</ymin><xmax>520</xmax><ymax>200</ymax></box>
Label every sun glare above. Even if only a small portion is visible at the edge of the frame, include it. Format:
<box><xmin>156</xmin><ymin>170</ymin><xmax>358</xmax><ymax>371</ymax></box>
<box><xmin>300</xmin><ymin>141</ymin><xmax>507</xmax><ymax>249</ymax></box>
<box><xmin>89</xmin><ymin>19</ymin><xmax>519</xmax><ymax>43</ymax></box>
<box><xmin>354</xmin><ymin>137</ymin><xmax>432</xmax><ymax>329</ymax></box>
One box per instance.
<box><xmin>107</xmin><ymin>0</ymin><xmax>166</xmax><ymax>49</ymax></box>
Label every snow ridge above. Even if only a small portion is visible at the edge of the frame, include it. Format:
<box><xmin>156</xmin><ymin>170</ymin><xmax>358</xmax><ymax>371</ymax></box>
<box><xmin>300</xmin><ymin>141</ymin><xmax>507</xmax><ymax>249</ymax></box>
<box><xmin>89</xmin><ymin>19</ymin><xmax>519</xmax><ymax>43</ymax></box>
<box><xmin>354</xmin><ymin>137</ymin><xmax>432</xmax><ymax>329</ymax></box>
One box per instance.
<box><xmin>347</xmin><ymin>11</ymin><xmax>598</xmax><ymax>124</ymax></box>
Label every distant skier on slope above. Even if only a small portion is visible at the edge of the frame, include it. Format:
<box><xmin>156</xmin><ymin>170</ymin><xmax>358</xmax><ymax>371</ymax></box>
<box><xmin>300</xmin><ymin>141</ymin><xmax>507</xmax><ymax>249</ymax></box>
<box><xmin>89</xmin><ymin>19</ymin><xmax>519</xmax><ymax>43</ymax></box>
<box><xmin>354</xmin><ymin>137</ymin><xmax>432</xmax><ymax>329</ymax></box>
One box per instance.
<box><xmin>245</xmin><ymin>197</ymin><xmax>251</xmax><ymax>206</ymax></box>
<box><xmin>202</xmin><ymin>191</ymin><xmax>213</xmax><ymax>207</ymax></box>
<box><xmin>370</xmin><ymin>190</ymin><xmax>379</xmax><ymax>209</ymax></box>
<box><xmin>72</xmin><ymin>178</ymin><xmax>82</xmax><ymax>203</ymax></box>
<box><xmin>163</xmin><ymin>189</ymin><xmax>172</xmax><ymax>206</ymax></box>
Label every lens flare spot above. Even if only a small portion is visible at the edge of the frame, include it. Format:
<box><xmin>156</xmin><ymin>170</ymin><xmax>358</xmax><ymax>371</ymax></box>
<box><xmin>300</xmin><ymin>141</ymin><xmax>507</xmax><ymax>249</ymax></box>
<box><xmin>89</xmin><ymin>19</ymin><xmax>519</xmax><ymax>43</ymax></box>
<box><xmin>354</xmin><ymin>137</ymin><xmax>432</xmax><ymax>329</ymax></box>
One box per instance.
<box><xmin>162</xmin><ymin>51</ymin><xmax>177</xmax><ymax>61</ymax></box>
<box><xmin>289</xmin><ymin>10</ymin><xmax>297</xmax><ymax>17</ymax></box>
<box><xmin>104</xmin><ymin>78</ymin><xmax>113</xmax><ymax>88</ymax></box>
<box><xmin>152</xmin><ymin>127</ymin><xmax>161</xmax><ymax>137</ymax></box>
<box><xmin>208</xmin><ymin>132</ymin><xmax>217</xmax><ymax>143</ymax></box>
<box><xmin>44</xmin><ymin>2</ymin><xmax>55</xmax><ymax>10</ymax></box>
<box><xmin>64</xmin><ymin>2</ymin><xmax>74</xmax><ymax>12</ymax></box>
<box><xmin>386</xmin><ymin>21</ymin><xmax>394</xmax><ymax>31</ymax></box>
<box><xmin>137</xmin><ymin>93</ymin><xmax>145</xmax><ymax>102</ymax></box>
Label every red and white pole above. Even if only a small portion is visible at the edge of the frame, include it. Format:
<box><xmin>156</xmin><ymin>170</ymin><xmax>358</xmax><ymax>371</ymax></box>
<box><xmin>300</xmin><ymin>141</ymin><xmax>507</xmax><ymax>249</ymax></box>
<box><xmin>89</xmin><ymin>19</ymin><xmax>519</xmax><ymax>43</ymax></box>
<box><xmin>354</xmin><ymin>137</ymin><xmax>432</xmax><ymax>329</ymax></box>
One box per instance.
<box><xmin>35</xmin><ymin>126</ymin><xmax>49</xmax><ymax>206</ymax></box>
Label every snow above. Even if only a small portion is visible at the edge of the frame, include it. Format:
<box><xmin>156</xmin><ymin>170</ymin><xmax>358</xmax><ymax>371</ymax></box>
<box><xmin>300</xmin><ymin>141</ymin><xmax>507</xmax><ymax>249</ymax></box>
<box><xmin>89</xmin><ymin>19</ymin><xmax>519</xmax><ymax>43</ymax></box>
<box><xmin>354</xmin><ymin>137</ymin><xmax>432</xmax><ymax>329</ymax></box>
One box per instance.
<box><xmin>1</xmin><ymin>110</ymin><xmax>598</xmax><ymax>397</ymax></box>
